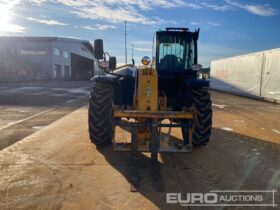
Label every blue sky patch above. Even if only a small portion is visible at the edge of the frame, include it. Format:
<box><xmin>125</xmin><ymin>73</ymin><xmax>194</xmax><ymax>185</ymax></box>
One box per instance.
<box><xmin>0</xmin><ymin>0</ymin><xmax>279</xmax><ymax>66</ymax></box>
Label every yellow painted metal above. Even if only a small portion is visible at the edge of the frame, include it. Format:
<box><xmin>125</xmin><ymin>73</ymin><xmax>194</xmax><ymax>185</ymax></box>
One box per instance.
<box><xmin>135</xmin><ymin>67</ymin><xmax>158</xmax><ymax>111</ymax></box>
<box><xmin>113</xmin><ymin>66</ymin><xmax>194</xmax><ymax>152</ymax></box>
<box><xmin>135</xmin><ymin>67</ymin><xmax>158</xmax><ymax>141</ymax></box>
<box><xmin>114</xmin><ymin>110</ymin><xmax>193</xmax><ymax>119</ymax></box>
<box><xmin>133</xmin><ymin>67</ymin><xmax>158</xmax><ymax>142</ymax></box>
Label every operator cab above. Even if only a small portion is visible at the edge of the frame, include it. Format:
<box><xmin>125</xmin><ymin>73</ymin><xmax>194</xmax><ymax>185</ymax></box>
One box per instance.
<box><xmin>152</xmin><ymin>28</ymin><xmax>201</xmax><ymax>111</ymax></box>
<box><xmin>152</xmin><ymin>28</ymin><xmax>200</xmax><ymax>73</ymax></box>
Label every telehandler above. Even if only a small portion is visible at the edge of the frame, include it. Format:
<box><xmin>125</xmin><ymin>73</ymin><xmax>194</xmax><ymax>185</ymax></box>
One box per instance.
<box><xmin>88</xmin><ymin>28</ymin><xmax>212</xmax><ymax>190</ymax></box>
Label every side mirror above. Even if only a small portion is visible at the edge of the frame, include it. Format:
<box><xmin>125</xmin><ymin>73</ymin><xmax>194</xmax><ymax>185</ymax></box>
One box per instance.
<box><xmin>109</xmin><ymin>57</ymin><xmax>117</xmax><ymax>69</ymax></box>
<box><xmin>94</xmin><ymin>39</ymin><xmax>104</xmax><ymax>60</ymax></box>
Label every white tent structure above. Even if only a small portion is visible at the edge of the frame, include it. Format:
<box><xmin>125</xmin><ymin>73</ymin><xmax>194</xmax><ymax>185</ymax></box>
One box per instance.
<box><xmin>210</xmin><ymin>48</ymin><xmax>280</xmax><ymax>103</ymax></box>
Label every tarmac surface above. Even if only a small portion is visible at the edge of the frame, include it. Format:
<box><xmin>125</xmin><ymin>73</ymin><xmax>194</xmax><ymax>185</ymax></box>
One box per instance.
<box><xmin>0</xmin><ymin>88</ymin><xmax>279</xmax><ymax>210</ymax></box>
<box><xmin>0</xmin><ymin>81</ymin><xmax>92</xmax><ymax>150</ymax></box>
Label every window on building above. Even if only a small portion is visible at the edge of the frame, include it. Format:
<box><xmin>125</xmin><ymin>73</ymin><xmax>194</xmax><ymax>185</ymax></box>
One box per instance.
<box><xmin>63</xmin><ymin>50</ymin><xmax>69</xmax><ymax>58</ymax></box>
<box><xmin>64</xmin><ymin>66</ymin><xmax>70</xmax><ymax>79</ymax></box>
<box><xmin>54</xmin><ymin>64</ymin><xmax>62</xmax><ymax>79</ymax></box>
<box><xmin>53</xmin><ymin>48</ymin><xmax>61</xmax><ymax>56</ymax></box>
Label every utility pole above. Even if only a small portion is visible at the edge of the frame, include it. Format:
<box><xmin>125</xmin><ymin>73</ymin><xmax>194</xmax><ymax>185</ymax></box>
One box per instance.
<box><xmin>125</xmin><ymin>21</ymin><xmax>127</xmax><ymax>65</ymax></box>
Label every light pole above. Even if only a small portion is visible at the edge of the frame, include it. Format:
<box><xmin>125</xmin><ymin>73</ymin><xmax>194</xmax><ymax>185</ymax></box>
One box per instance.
<box><xmin>125</xmin><ymin>21</ymin><xmax>127</xmax><ymax>65</ymax></box>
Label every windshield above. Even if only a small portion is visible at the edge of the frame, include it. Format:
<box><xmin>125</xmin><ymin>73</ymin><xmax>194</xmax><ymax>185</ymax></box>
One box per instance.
<box><xmin>157</xmin><ymin>34</ymin><xmax>195</xmax><ymax>71</ymax></box>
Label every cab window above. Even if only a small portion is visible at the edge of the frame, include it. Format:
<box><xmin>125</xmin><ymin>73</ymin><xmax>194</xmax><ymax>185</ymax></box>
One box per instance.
<box><xmin>158</xmin><ymin>34</ymin><xmax>195</xmax><ymax>71</ymax></box>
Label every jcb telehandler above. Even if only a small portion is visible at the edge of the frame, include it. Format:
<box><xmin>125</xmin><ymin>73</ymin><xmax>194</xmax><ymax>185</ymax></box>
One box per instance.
<box><xmin>88</xmin><ymin>28</ymin><xmax>212</xmax><ymax>190</ymax></box>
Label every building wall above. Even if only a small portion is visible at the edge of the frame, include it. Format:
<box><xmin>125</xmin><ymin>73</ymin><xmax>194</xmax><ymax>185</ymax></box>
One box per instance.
<box><xmin>51</xmin><ymin>40</ymin><xmax>95</xmax><ymax>79</ymax></box>
<box><xmin>0</xmin><ymin>39</ymin><xmax>53</xmax><ymax>81</ymax></box>
<box><xmin>51</xmin><ymin>42</ymin><xmax>71</xmax><ymax>79</ymax></box>
<box><xmin>0</xmin><ymin>37</ymin><xmax>96</xmax><ymax>81</ymax></box>
<box><xmin>15</xmin><ymin>39</ymin><xmax>53</xmax><ymax>78</ymax></box>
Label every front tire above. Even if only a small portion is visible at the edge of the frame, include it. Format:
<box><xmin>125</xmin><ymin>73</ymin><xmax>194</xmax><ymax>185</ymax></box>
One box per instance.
<box><xmin>88</xmin><ymin>81</ymin><xmax>113</xmax><ymax>146</ymax></box>
<box><xmin>182</xmin><ymin>88</ymin><xmax>212</xmax><ymax>146</ymax></box>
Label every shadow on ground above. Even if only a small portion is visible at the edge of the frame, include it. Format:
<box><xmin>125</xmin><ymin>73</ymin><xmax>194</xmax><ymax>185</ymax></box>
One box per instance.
<box><xmin>96</xmin><ymin>127</ymin><xmax>280</xmax><ymax>209</ymax></box>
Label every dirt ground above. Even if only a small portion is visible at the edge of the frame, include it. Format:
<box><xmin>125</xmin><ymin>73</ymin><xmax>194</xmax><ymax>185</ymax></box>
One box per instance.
<box><xmin>0</xmin><ymin>91</ymin><xmax>279</xmax><ymax>210</ymax></box>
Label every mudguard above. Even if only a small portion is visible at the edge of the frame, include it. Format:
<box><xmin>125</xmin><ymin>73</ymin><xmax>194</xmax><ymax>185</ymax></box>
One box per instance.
<box><xmin>184</xmin><ymin>78</ymin><xmax>210</xmax><ymax>89</ymax></box>
<box><xmin>91</xmin><ymin>74</ymin><xmax>135</xmax><ymax>107</ymax></box>
<box><xmin>91</xmin><ymin>75</ymin><xmax>118</xmax><ymax>84</ymax></box>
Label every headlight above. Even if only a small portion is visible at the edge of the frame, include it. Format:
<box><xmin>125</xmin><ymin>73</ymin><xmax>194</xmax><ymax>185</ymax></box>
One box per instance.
<box><xmin>141</xmin><ymin>56</ymin><xmax>151</xmax><ymax>66</ymax></box>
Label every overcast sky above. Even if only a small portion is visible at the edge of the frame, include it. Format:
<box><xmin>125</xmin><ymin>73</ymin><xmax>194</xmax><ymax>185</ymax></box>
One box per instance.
<box><xmin>1</xmin><ymin>0</ymin><xmax>279</xmax><ymax>67</ymax></box>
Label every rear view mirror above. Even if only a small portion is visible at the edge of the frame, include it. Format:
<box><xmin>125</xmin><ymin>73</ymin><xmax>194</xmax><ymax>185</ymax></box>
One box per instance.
<box><xmin>94</xmin><ymin>39</ymin><xmax>104</xmax><ymax>60</ymax></box>
<box><xmin>109</xmin><ymin>57</ymin><xmax>117</xmax><ymax>69</ymax></box>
